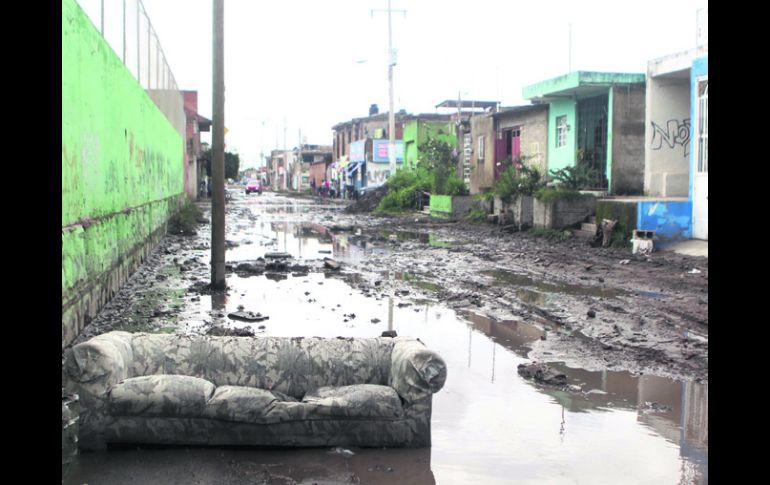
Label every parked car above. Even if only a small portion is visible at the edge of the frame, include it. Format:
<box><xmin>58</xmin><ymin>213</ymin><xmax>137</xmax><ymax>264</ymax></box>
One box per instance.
<box><xmin>245</xmin><ymin>179</ymin><xmax>262</xmax><ymax>195</ymax></box>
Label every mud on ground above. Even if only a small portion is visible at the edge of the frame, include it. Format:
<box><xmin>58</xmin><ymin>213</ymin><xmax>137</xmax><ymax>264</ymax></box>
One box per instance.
<box><xmin>341</xmin><ymin>213</ymin><xmax>708</xmax><ymax>383</ymax></box>
<box><xmin>70</xmin><ymin>197</ymin><xmax>707</xmax><ymax>384</ymax></box>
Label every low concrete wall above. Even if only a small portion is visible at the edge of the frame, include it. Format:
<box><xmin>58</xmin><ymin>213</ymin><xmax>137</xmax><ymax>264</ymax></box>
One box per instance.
<box><xmin>429</xmin><ymin>195</ymin><xmax>475</xmax><ymax>221</ymax></box>
<box><xmin>496</xmin><ymin>196</ymin><xmax>534</xmax><ymax>229</ymax></box>
<box><xmin>534</xmin><ymin>196</ymin><xmax>596</xmax><ymax>229</ymax></box>
<box><xmin>637</xmin><ymin>200</ymin><xmax>692</xmax><ymax>241</ymax></box>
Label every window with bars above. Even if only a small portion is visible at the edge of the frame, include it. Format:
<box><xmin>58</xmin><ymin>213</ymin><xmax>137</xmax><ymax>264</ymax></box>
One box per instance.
<box><xmin>697</xmin><ymin>80</ymin><xmax>708</xmax><ymax>173</ymax></box>
<box><xmin>556</xmin><ymin>116</ymin><xmax>567</xmax><ymax>148</ymax></box>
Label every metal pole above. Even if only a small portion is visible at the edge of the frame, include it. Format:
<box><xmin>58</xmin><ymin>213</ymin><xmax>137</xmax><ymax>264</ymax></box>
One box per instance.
<box><xmin>387</xmin><ymin>0</ymin><xmax>396</xmax><ymax>176</ymax></box>
<box><xmin>211</xmin><ymin>0</ymin><xmax>226</xmax><ymax>289</ymax></box>
<box><xmin>100</xmin><ymin>0</ymin><xmax>104</xmax><ymax>35</ymax></box>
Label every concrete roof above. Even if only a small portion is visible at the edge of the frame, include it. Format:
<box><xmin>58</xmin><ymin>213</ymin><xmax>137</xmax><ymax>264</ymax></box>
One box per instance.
<box><xmin>523</xmin><ymin>71</ymin><xmax>645</xmax><ymax>100</ymax></box>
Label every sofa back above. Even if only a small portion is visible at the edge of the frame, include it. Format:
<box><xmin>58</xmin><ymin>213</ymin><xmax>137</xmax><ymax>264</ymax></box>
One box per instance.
<box><xmin>128</xmin><ymin>333</ymin><xmax>395</xmax><ymax>399</ymax></box>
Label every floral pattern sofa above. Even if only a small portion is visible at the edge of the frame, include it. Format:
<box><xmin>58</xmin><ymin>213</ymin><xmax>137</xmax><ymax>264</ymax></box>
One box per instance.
<box><xmin>63</xmin><ymin>331</ymin><xmax>447</xmax><ymax>450</ymax></box>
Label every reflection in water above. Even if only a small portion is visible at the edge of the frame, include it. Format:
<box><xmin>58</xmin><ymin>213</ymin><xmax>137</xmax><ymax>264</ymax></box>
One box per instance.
<box><xmin>461</xmin><ymin>310</ymin><xmax>708</xmax><ymax>484</ymax></box>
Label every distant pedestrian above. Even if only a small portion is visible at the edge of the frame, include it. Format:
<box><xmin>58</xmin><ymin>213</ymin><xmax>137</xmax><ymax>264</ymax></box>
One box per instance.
<box><xmin>207</xmin><ymin>178</ymin><xmax>212</xmax><ymax>198</ymax></box>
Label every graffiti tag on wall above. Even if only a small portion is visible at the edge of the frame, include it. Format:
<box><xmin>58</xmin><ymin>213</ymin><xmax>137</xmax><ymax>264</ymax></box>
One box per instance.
<box><xmin>650</xmin><ymin>119</ymin><xmax>690</xmax><ymax>157</ymax></box>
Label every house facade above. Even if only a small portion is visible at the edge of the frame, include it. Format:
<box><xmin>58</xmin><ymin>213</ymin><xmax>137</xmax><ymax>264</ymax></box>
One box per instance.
<box><xmin>637</xmin><ymin>45</ymin><xmax>707</xmax><ymax>241</ymax></box>
<box><xmin>523</xmin><ymin>72</ymin><xmax>646</xmax><ymax>195</ymax></box>
<box><xmin>402</xmin><ymin>115</ymin><xmax>455</xmax><ymax>171</ymax></box>
<box><xmin>182</xmin><ymin>90</ymin><xmax>211</xmax><ymax>199</ymax></box>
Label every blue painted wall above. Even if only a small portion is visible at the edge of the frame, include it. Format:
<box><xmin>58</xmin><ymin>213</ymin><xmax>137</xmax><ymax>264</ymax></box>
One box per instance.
<box><xmin>637</xmin><ymin>200</ymin><xmax>693</xmax><ymax>240</ymax></box>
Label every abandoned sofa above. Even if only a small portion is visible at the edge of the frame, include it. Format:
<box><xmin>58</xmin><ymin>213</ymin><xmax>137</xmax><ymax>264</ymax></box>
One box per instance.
<box><xmin>64</xmin><ymin>331</ymin><xmax>447</xmax><ymax>450</ymax></box>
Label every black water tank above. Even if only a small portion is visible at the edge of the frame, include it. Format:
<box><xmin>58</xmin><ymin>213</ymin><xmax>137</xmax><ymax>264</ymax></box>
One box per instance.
<box><xmin>369</xmin><ymin>104</ymin><xmax>379</xmax><ymax>115</ymax></box>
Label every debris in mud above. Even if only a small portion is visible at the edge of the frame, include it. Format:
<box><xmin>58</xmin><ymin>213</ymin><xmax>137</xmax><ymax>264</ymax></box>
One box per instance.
<box><xmin>324</xmin><ymin>258</ymin><xmax>341</xmax><ymax>270</ymax></box>
<box><xmin>517</xmin><ymin>363</ymin><xmax>568</xmax><ymax>386</ymax></box>
<box><xmin>265</xmin><ymin>252</ymin><xmax>292</xmax><ymax>259</ymax></box>
<box><xmin>208</xmin><ymin>326</ymin><xmax>256</xmax><ymax>337</ymax></box>
<box><xmin>227</xmin><ymin>311</ymin><xmax>269</xmax><ymax>322</ymax></box>
<box><xmin>641</xmin><ymin>401</ymin><xmax>672</xmax><ymax>413</ymax></box>
<box><xmin>328</xmin><ymin>447</ymin><xmax>355</xmax><ymax>458</ymax></box>
<box><xmin>587</xmin><ymin>309</ymin><xmax>596</xmax><ymax>318</ymax></box>
<box><xmin>371</xmin><ymin>318</ymin><xmax>381</xmax><ymax>323</ymax></box>
<box><xmin>235</xmin><ymin>261</ymin><xmax>266</xmax><ymax>274</ymax></box>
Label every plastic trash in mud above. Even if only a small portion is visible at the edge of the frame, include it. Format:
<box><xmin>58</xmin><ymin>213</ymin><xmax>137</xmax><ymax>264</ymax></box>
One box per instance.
<box><xmin>328</xmin><ymin>447</ymin><xmax>355</xmax><ymax>458</ymax></box>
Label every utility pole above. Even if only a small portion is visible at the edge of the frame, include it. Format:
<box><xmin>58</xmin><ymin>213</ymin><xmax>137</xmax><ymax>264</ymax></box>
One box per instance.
<box><xmin>372</xmin><ymin>1</ymin><xmax>405</xmax><ymax>177</ymax></box>
<box><xmin>211</xmin><ymin>0</ymin><xmax>226</xmax><ymax>289</ymax></box>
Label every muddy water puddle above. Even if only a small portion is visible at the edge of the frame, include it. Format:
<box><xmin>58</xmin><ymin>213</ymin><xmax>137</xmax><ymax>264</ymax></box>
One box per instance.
<box><xmin>170</xmin><ymin>269</ymin><xmax>707</xmax><ymax>484</ymax></box>
<box><xmin>76</xmin><ymin>194</ymin><xmax>706</xmax><ymax>484</ymax></box>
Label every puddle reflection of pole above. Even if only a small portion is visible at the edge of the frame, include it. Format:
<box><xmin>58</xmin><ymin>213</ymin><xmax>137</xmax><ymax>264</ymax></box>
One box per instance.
<box><xmin>491</xmin><ymin>340</ymin><xmax>496</xmax><ymax>383</ymax></box>
<box><xmin>468</xmin><ymin>325</ymin><xmax>472</xmax><ymax>368</ymax></box>
<box><xmin>559</xmin><ymin>405</ymin><xmax>566</xmax><ymax>443</ymax></box>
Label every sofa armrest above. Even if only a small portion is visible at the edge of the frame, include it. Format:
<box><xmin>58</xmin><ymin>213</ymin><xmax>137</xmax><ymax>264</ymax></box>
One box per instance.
<box><xmin>64</xmin><ymin>331</ymin><xmax>134</xmax><ymax>408</ymax></box>
<box><xmin>389</xmin><ymin>338</ymin><xmax>447</xmax><ymax>403</ymax></box>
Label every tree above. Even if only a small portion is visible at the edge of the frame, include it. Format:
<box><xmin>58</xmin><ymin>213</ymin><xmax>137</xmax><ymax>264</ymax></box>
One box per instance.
<box><xmin>418</xmin><ymin>138</ymin><xmax>466</xmax><ymax>195</ymax></box>
<box><xmin>201</xmin><ymin>147</ymin><xmax>240</xmax><ymax>180</ymax></box>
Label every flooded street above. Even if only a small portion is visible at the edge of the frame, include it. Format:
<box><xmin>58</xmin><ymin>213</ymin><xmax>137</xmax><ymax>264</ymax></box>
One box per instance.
<box><xmin>66</xmin><ymin>192</ymin><xmax>707</xmax><ymax>484</ymax></box>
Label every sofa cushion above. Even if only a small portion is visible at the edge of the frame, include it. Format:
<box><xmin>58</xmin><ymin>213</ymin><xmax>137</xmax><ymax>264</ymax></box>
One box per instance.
<box><xmin>302</xmin><ymin>384</ymin><xmax>403</xmax><ymax>419</ymax></box>
<box><xmin>127</xmin><ymin>334</ymin><xmax>395</xmax><ymax>399</ymax></box>
<box><xmin>108</xmin><ymin>375</ymin><xmax>215</xmax><ymax>418</ymax></box>
<box><xmin>203</xmin><ymin>386</ymin><xmax>298</xmax><ymax>423</ymax></box>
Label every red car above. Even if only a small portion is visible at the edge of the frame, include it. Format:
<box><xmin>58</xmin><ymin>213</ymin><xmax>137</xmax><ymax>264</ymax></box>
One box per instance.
<box><xmin>245</xmin><ymin>179</ymin><xmax>262</xmax><ymax>195</ymax></box>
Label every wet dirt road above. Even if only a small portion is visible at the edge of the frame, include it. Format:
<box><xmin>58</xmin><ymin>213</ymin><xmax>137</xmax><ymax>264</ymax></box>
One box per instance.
<box><xmin>65</xmin><ymin>191</ymin><xmax>708</xmax><ymax>485</ymax></box>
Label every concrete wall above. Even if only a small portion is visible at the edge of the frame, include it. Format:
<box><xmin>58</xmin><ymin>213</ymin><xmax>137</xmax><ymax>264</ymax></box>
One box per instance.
<box><xmin>610</xmin><ymin>84</ymin><xmax>646</xmax><ymax>195</ymax></box>
<box><xmin>429</xmin><ymin>195</ymin><xmax>474</xmax><ymax>221</ymax></box>
<box><xmin>469</xmin><ymin>115</ymin><xmax>495</xmax><ymax>193</ymax></box>
<box><xmin>496</xmin><ymin>108</ymin><xmax>549</xmax><ymax>174</ymax></box>
<box><xmin>637</xmin><ymin>200</ymin><xmax>693</xmax><ymax>240</ymax></box>
<box><xmin>534</xmin><ymin>196</ymin><xmax>596</xmax><ymax>229</ymax></box>
<box><xmin>62</xmin><ymin>0</ymin><xmax>184</xmax><ymax>348</ymax></box>
<box><xmin>547</xmin><ymin>99</ymin><xmax>577</xmax><ymax>173</ymax></box>
<box><xmin>645</xmin><ymin>76</ymin><xmax>690</xmax><ymax>197</ymax></box>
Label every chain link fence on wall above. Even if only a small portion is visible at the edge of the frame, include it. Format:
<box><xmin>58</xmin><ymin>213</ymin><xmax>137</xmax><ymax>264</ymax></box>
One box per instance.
<box><xmin>76</xmin><ymin>0</ymin><xmax>185</xmax><ymax>137</ymax></box>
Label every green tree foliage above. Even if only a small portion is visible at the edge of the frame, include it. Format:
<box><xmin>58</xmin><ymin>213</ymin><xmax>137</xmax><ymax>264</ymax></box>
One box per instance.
<box><xmin>202</xmin><ymin>148</ymin><xmax>240</xmax><ymax>180</ymax></box>
<box><xmin>548</xmin><ymin>164</ymin><xmax>605</xmax><ymax>190</ymax></box>
<box><xmin>486</xmin><ymin>157</ymin><xmax>545</xmax><ymax>203</ymax></box>
<box><xmin>419</xmin><ymin>138</ymin><xmax>467</xmax><ymax>196</ymax></box>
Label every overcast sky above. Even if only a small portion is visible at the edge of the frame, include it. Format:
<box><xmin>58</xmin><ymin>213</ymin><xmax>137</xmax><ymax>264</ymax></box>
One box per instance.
<box><xmin>79</xmin><ymin>0</ymin><xmax>707</xmax><ymax>169</ymax></box>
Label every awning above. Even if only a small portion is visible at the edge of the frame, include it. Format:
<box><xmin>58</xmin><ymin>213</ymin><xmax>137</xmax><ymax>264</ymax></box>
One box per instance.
<box><xmin>346</xmin><ymin>161</ymin><xmax>363</xmax><ymax>175</ymax></box>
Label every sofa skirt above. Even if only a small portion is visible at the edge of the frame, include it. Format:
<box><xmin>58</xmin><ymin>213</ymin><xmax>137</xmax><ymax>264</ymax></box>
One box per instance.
<box><xmin>98</xmin><ymin>415</ymin><xmax>432</xmax><ymax>449</ymax></box>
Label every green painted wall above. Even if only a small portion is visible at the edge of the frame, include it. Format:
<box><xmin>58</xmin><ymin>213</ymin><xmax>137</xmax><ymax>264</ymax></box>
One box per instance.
<box><xmin>403</xmin><ymin>120</ymin><xmax>456</xmax><ymax>171</ymax></box>
<box><xmin>429</xmin><ymin>195</ymin><xmax>452</xmax><ymax>219</ymax></box>
<box><xmin>62</xmin><ymin>0</ymin><xmax>184</xmax><ymax>346</ymax></box>
<box><xmin>547</xmin><ymin>99</ymin><xmax>577</xmax><ymax>173</ymax></box>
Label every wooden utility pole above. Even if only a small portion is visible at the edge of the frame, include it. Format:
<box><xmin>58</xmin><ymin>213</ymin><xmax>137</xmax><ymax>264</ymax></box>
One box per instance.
<box><xmin>211</xmin><ymin>0</ymin><xmax>226</xmax><ymax>289</ymax></box>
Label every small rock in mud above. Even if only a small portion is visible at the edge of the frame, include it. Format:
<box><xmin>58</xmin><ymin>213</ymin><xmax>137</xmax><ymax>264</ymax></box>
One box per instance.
<box><xmin>517</xmin><ymin>363</ymin><xmax>567</xmax><ymax>386</ymax></box>
<box><xmin>371</xmin><ymin>318</ymin><xmax>381</xmax><ymax>324</ymax></box>
<box><xmin>381</xmin><ymin>330</ymin><xmax>397</xmax><ymax>338</ymax></box>
<box><xmin>587</xmin><ymin>309</ymin><xmax>596</xmax><ymax>318</ymax></box>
